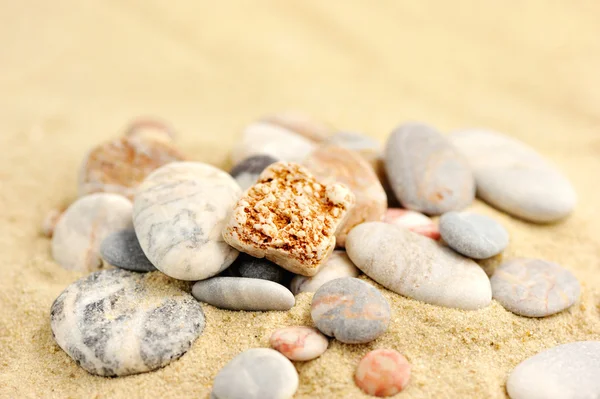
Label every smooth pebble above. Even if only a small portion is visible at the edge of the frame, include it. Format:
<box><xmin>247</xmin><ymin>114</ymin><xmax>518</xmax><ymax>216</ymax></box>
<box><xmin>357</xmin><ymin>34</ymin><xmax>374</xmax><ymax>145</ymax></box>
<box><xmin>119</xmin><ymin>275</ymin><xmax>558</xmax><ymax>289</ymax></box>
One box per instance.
<box><xmin>346</xmin><ymin>222</ymin><xmax>492</xmax><ymax>310</ymax></box>
<box><xmin>383</xmin><ymin>208</ymin><xmax>440</xmax><ymax>239</ymax></box>
<box><xmin>440</xmin><ymin>211</ymin><xmax>509</xmax><ymax>259</ymax></box>
<box><xmin>290</xmin><ymin>250</ymin><xmax>360</xmax><ymax>295</ymax></box>
<box><xmin>269</xmin><ymin>326</ymin><xmax>329</xmax><ymax>361</ymax></box>
<box><xmin>311</xmin><ymin>277</ymin><xmax>390</xmax><ymax>344</ymax></box>
<box><xmin>226</xmin><ymin>253</ymin><xmax>288</xmax><ymax>284</ymax></box>
<box><xmin>124</xmin><ymin>117</ymin><xmax>176</xmax><ymax>141</ymax></box>
<box><xmin>261</xmin><ymin>110</ymin><xmax>333</xmax><ymax>142</ymax></box>
<box><xmin>230</xmin><ymin>155</ymin><xmax>278</xmax><ymax>191</ymax></box>
<box><xmin>355</xmin><ymin>349</ymin><xmax>411</xmax><ymax>397</ymax></box>
<box><xmin>100</xmin><ymin>229</ymin><xmax>156</xmax><ymax>272</ymax></box>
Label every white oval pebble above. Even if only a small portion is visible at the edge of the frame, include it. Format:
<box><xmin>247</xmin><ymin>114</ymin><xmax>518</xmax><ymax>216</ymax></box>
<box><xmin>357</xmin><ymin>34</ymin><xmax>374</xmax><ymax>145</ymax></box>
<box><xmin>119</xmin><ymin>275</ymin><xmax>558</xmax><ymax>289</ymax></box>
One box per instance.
<box><xmin>270</xmin><ymin>326</ymin><xmax>329</xmax><ymax>361</ymax></box>
<box><xmin>290</xmin><ymin>251</ymin><xmax>360</xmax><ymax>295</ymax></box>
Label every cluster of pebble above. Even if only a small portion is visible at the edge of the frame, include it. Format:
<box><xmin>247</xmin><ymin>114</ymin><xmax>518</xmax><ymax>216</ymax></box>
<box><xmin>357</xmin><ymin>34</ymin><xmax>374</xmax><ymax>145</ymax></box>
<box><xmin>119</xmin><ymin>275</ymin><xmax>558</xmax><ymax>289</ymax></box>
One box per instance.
<box><xmin>44</xmin><ymin>113</ymin><xmax>598</xmax><ymax>398</ymax></box>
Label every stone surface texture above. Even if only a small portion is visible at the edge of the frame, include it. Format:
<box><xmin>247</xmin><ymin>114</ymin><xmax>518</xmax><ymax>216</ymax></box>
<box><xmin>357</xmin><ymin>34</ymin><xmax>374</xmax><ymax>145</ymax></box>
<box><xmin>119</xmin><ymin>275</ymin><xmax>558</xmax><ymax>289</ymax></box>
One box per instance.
<box><xmin>383</xmin><ymin>208</ymin><xmax>440</xmax><ymax>239</ymax></box>
<box><xmin>269</xmin><ymin>326</ymin><xmax>329</xmax><ymax>361</ymax></box>
<box><xmin>290</xmin><ymin>250</ymin><xmax>360</xmax><ymax>295</ymax></box>
<box><xmin>100</xmin><ymin>229</ymin><xmax>157</xmax><ymax>272</ymax></box>
<box><xmin>355</xmin><ymin>349</ymin><xmax>411</xmax><ymax>397</ymax></box>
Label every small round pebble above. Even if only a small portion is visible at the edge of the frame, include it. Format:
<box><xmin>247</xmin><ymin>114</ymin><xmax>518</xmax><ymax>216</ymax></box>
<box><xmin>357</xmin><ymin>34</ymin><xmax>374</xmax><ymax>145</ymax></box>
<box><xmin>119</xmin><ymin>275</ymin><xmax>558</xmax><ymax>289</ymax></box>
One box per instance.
<box><xmin>100</xmin><ymin>229</ymin><xmax>156</xmax><ymax>272</ymax></box>
<box><xmin>507</xmin><ymin>341</ymin><xmax>600</xmax><ymax>399</ymax></box>
<box><xmin>440</xmin><ymin>211</ymin><xmax>509</xmax><ymax>259</ymax></box>
<box><xmin>230</xmin><ymin>155</ymin><xmax>279</xmax><ymax>190</ymax></box>
<box><xmin>270</xmin><ymin>326</ymin><xmax>329</xmax><ymax>361</ymax></box>
<box><xmin>211</xmin><ymin>348</ymin><xmax>299</xmax><ymax>399</ymax></box>
<box><xmin>227</xmin><ymin>253</ymin><xmax>288</xmax><ymax>284</ymax></box>
<box><xmin>491</xmin><ymin>258</ymin><xmax>581</xmax><ymax>317</ymax></box>
<box><xmin>383</xmin><ymin>208</ymin><xmax>440</xmax><ymax>239</ymax></box>
<box><xmin>50</xmin><ymin>268</ymin><xmax>205</xmax><ymax>376</ymax></box>
<box><xmin>290</xmin><ymin>250</ymin><xmax>360</xmax><ymax>295</ymax></box>
<box><xmin>311</xmin><ymin>277</ymin><xmax>390</xmax><ymax>344</ymax></box>
<box><xmin>192</xmin><ymin>277</ymin><xmax>295</xmax><ymax>311</ymax></box>
<box><xmin>355</xmin><ymin>349</ymin><xmax>411</xmax><ymax>397</ymax></box>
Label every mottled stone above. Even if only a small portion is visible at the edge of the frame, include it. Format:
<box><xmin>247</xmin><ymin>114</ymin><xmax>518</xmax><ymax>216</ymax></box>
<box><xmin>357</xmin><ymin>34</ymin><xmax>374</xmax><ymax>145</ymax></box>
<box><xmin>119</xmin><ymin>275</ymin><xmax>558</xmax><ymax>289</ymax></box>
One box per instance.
<box><xmin>227</xmin><ymin>253</ymin><xmax>288</xmax><ymax>284</ymax></box>
<box><xmin>311</xmin><ymin>277</ymin><xmax>390</xmax><ymax>344</ymax></box>
<box><xmin>290</xmin><ymin>250</ymin><xmax>360</xmax><ymax>295</ymax></box>
<box><xmin>100</xmin><ymin>229</ymin><xmax>156</xmax><ymax>272</ymax></box>
<box><xmin>231</xmin><ymin>122</ymin><xmax>316</xmax><ymax>164</ymax></box>
<box><xmin>52</xmin><ymin>193</ymin><xmax>133</xmax><ymax>272</ymax></box>
<box><xmin>124</xmin><ymin>117</ymin><xmax>176</xmax><ymax>142</ymax></box>
<box><xmin>440</xmin><ymin>211</ymin><xmax>509</xmax><ymax>259</ymax></box>
<box><xmin>211</xmin><ymin>348</ymin><xmax>299</xmax><ymax>399</ymax></box>
<box><xmin>384</xmin><ymin>123</ymin><xmax>475</xmax><ymax>215</ymax></box>
<box><xmin>78</xmin><ymin>134</ymin><xmax>185</xmax><ymax>200</ymax></box>
<box><xmin>507</xmin><ymin>341</ymin><xmax>600</xmax><ymax>399</ymax></box>
<box><xmin>355</xmin><ymin>349</ymin><xmax>411</xmax><ymax>397</ymax></box>
<box><xmin>230</xmin><ymin>155</ymin><xmax>278</xmax><ymax>191</ymax></box>
<box><xmin>490</xmin><ymin>258</ymin><xmax>580</xmax><ymax>317</ymax></box>
<box><xmin>346</xmin><ymin>222</ymin><xmax>491</xmax><ymax>310</ymax></box>
<box><xmin>133</xmin><ymin>162</ymin><xmax>241</xmax><ymax>281</ymax></box>
<box><xmin>50</xmin><ymin>268</ymin><xmax>204</xmax><ymax>377</ymax></box>
<box><xmin>383</xmin><ymin>208</ymin><xmax>440</xmax><ymax>239</ymax></box>
<box><xmin>449</xmin><ymin>129</ymin><xmax>577</xmax><ymax>223</ymax></box>
<box><xmin>303</xmin><ymin>145</ymin><xmax>387</xmax><ymax>247</ymax></box>
<box><xmin>192</xmin><ymin>277</ymin><xmax>295</xmax><ymax>311</ymax></box>
<box><xmin>270</xmin><ymin>326</ymin><xmax>329</xmax><ymax>361</ymax></box>
<box><xmin>222</xmin><ymin>162</ymin><xmax>355</xmax><ymax>277</ymax></box>
<box><xmin>261</xmin><ymin>110</ymin><xmax>334</xmax><ymax>142</ymax></box>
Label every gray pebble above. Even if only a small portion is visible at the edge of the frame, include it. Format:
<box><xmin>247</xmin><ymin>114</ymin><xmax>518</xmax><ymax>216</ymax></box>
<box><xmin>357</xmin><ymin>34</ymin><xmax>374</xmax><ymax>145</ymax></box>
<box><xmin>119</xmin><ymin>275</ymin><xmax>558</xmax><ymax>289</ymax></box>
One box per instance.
<box><xmin>491</xmin><ymin>258</ymin><xmax>581</xmax><ymax>317</ymax></box>
<box><xmin>211</xmin><ymin>348</ymin><xmax>298</xmax><ymax>399</ymax></box>
<box><xmin>230</xmin><ymin>155</ymin><xmax>278</xmax><ymax>190</ymax></box>
<box><xmin>50</xmin><ymin>268</ymin><xmax>205</xmax><ymax>376</ymax></box>
<box><xmin>100</xmin><ymin>229</ymin><xmax>157</xmax><ymax>272</ymax></box>
<box><xmin>439</xmin><ymin>212</ymin><xmax>509</xmax><ymax>259</ymax></box>
<box><xmin>311</xmin><ymin>277</ymin><xmax>390</xmax><ymax>344</ymax></box>
<box><xmin>192</xmin><ymin>277</ymin><xmax>295</xmax><ymax>311</ymax></box>
<box><xmin>226</xmin><ymin>254</ymin><xmax>288</xmax><ymax>284</ymax></box>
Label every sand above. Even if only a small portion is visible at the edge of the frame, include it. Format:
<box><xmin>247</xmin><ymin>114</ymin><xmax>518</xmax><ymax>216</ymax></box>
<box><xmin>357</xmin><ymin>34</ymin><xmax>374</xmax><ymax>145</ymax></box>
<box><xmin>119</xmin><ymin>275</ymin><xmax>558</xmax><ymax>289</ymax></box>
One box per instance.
<box><xmin>1</xmin><ymin>1</ymin><xmax>599</xmax><ymax>398</ymax></box>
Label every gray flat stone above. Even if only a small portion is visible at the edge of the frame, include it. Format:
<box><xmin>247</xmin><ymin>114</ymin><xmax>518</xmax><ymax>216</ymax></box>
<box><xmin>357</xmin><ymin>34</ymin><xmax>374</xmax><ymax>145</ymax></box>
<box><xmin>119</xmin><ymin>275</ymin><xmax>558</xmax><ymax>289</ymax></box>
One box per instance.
<box><xmin>490</xmin><ymin>258</ymin><xmax>581</xmax><ymax>317</ymax></box>
<box><xmin>311</xmin><ymin>277</ymin><xmax>390</xmax><ymax>344</ymax></box>
<box><xmin>192</xmin><ymin>277</ymin><xmax>295</xmax><ymax>311</ymax></box>
<box><xmin>230</xmin><ymin>155</ymin><xmax>278</xmax><ymax>191</ymax></box>
<box><xmin>100</xmin><ymin>229</ymin><xmax>156</xmax><ymax>272</ymax></box>
<box><xmin>226</xmin><ymin>254</ymin><xmax>288</xmax><ymax>284</ymax></box>
<box><xmin>439</xmin><ymin>212</ymin><xmax>509</xmax><ymax>259</ymax></box>
<box><xmin>50</xmin><ymin>268</ymin><xmax>205</xmax><ymax>377</ymax></box>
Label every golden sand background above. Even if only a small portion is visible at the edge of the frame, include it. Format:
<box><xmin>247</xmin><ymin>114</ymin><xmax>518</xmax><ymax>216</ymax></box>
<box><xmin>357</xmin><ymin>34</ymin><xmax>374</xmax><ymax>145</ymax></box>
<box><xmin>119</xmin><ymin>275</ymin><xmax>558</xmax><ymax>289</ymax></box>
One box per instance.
<box><xmin>1</xmin><ymin>1</ymin><xmax>599</xmax><ymax>398</ymax></box>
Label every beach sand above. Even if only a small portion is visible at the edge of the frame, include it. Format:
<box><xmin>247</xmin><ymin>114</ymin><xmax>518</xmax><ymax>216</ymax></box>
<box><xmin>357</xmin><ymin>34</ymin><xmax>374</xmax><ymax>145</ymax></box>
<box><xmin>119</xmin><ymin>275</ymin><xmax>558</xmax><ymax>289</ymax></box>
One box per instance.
<box><xmin>1</xmin><ymin>1</ymin><xmax>599</xmax><ymax>398</ymax></box>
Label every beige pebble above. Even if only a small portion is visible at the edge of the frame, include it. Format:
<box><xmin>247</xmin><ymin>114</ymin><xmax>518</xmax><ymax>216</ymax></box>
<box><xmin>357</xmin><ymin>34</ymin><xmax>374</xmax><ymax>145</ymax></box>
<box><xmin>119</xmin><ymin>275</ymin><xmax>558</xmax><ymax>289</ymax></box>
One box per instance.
<box><xmin>270</xmin><ymin>326</ymin><xmax>329</xmax><ymax>361</ymax></box>
<box><xmin>290</xmin><ymin>250</ymin><xmax>360</xmax><ymax>295</ymax></box>
<box><xmin>124</xmin><ymin>117</ymin><xmax>176</xmax><ymax>142</ymax></box>
<box><xmin>261</xmin><ymin>110</ymin><xmax>334</xmax><ymax>142</ymax></box>
<box><xmin>41</xmin><ymin>203</ymin><xmax>69</xmax><ymax>238</ymax></box>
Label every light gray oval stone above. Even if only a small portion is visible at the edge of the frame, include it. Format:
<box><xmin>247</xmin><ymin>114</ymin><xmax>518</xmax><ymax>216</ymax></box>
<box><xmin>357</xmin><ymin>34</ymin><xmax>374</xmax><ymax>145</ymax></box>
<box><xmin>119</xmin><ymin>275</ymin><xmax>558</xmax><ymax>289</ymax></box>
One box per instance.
<box><xmin>290</xmin><ymin>250</ymin><xmax>360</xmax><ymax>295</ymax></box>
<box><xmin>439</xmin><ymin>212</ymin><xmax>509</xmax><ymax>259</ymax></box>
<box><xmin>490</xmin><ymin>258</ymin><xmax>581</xmax><ymax>317</ymax></box>
<box><xmin>211</xmin><ymin>348</ymin><xmax>299</xmax><ymax>399</ymax></box>
<box><xmin>52</xmin><ymin>193</ymin><xmax>133</xmax><ymax>272</ymax></box>
<box><xmin>227</xmin><ymin>254</ymin><xmax>288</xmax><ymax>284</ymax></box>
<box><xmin>133</xmin><ymin>162</ymin><xmax>242</xmax><ymax>281</ymax></box>
<box><xmin>507</xmin><ymin>341</ymin><xmax>600</xmax><ymax>399</ymax></box>
<box><xmin>311</xmin><ymin>277</ymin><xmax>390</xmax><ymax>344</ymax></box>
<box><xmin>384</xmin><ymin>123</ymin><xmax>475</xmax><ymax>215</ymax></box>
<box><xmin>192</xmin><ymin>277</ymin><xmax>295</xmax><ymax>311</ymax></box>
<box><xmin>50</xmin><ymin>268</ymin><xmax>205</xmax><ymax>377</ymax></box>
<box><xmin>449</xmin><ymin>129</ymin><xmax>577</xmax><ymax>223</ymax></box>
<box><xmin>100</xmin><ymin>229</ymin><xmax>156</xmax><ymax>272</ymax></box>
<box><xmin>230</xmin><ymin>155</ymin><xmax>278</xmax><ymax>191</ymax></box>
<box><xmin>346</xmin><ymin>222</ymin><xmax>491</xmax><ymax>310</ymax></box>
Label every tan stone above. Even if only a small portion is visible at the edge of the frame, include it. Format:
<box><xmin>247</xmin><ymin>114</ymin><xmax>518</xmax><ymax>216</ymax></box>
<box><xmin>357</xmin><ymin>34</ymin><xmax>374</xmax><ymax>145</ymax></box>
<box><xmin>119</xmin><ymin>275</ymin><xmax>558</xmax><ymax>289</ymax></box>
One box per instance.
<box><xmin>261</xmin><ymin>110</ymin><xmax>334</xmax><ymax>142</ymax></box>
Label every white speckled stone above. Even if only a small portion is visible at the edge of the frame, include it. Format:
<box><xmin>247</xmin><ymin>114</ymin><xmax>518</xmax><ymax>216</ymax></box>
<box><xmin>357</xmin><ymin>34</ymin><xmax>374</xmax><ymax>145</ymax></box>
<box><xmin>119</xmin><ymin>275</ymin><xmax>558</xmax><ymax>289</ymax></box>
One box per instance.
<box><xmin>133</xmin><ymin>162</ymin><xmax>241</xmax><ymax>281</ymax></box>
<box><xmin>211</xmin><ymin>348</ymin><xmax>299</xmax><ymax>399</ymax></box>
<box><xmin>507</xmin><ymin>341</ymin><xmax>600</xmax><ymax>399</ymax></box>
<box><xmin>290</xmin><ymin>251</ymin><xmax>360</xmax><ymax>295</ymax></box>
<box><xmin>192</xmin><ymin>277</ymin><xmax>295</xmax><ymax>311</ymax></box>
<box><xmin>346</xmin><ymin>222</ymin><xmax>491</xmax><ymax>310</ymax></box>
<box><xmin>449</xmin><ymin>129</ymin><xmax>577</xmax><ymax>223</ymax></box>
<box><xmin>491</xmin><ymin>258</ymin><xmax>581</xmax><ymax>317</ymax></box>
<box><xmin>52</xmin><ymin>193</ymin><xmax>133</xmax><ymax>272</ymax></box>
<box><xmin>440</xmin><ymin>212</ymin><xmax>509</xmax><ymax>259</ymax></box>
<box><xmin>50</xmin><ymin>268</ymin><xmax>205</xmax><ymax>377</ymax></box>
<box><xmin>230</xmin><ymin>155</ymin><xmax>278</xmax><ymax>190</ymax></box>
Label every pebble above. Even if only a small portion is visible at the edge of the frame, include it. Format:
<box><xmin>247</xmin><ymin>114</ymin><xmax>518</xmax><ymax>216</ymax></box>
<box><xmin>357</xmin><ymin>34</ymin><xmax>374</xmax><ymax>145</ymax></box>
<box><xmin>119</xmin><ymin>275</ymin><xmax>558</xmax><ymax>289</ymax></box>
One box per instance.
<box><xmin>355</xmin><ymin>349</ymin><xmax>411</xmax><ymax>397</ymax></box>
<box><xmin>50</xmin><ymin>268</ymin><xmax>205</xmax><ymax>376</ymax></box>
<box><xmin>449</xmin><ymin>129</ymin><xmax>577</xmax><ymax>223</ymax></box>
<box><xmin>490</xmin><ymin>258</ymin><xmax>580</xmax><ymax>317</ymax></box>
<box><xmin>192</xmin><ymin>277</ymin><xmax>295</xmax><ymax>311</ymax></box>
<box><xmin>311</xmin><ymin>277</ymin><xmax>390</xmax><ymax>344</ymax></box>
<box><xmin>230</xmin><ymin>155</ymin><xmax>278</xmax><ymax>191</ymax></box>
<box><xmin>383</xmin><ymin>208</ymin><xmax>440</xmax><ymax>239</ymax></box>
<box><xmin>303</xmin><ymin>144</ymin><xmax>387</xmax><ymax>247</ymax></box>
<box><xmin>507</xmin><ymin>341</ymin><xmax>600</xmax><ymax>399</ymax></box>
<box><xmin>261</xmin><ymin>110</ymin><xmax>333</xmax><ymax>142</ymax></box>
<box><xmin>227</xmin><ymin>253</ymin><xmax>288</xmax><ymax>284</ymax></box>
<box><xmin>124</xmin><ymin>117</ymin><xmax>176</xmax><ymax>142</ymax></box>
<box><xmin>222</xmin><ymin>162</ymin><xmax>355</xmax><ymax>277</ymax></box>
<box><xmin>100</xmin><ymin>229</ymin><xmax>157</xmax><ymax>272</ymax></box>
<box><xmin>78</xmin><ymin>134</ymin><xmax>185</xmax><ymax>200</ymax></box>
<box><xmin>52</xmin><ymin>193</ymin><xmax>133</xmax><ymax>272</ymax></box>
<box><xmin>269</xmin><ymin>326</ymin><xmax>329</xmax><ymax>361</ymax></box>
<box><xmin>290</xmin><ymin>250</ymin><xmax>360</xmax><ymax>295</ymax></box>
<box><xmin>346</xmin><ymin>222</ymin><xmax>492</xmax><ymax>310</ymax></box>
<box><xmin>41</xmin><ymin>205</ymin><xmax>68</xmax><ymax>238</ymax></box>
<box><xmin>133</xmin><ymin>162</ymin><xmax>241</xmax><ymax>281</ymax></box>
<box><xmin>211</xmin><ymin>348</ymin><xmax>299</xmax><ymax>399</ymax></box>
<box><xmin>384</xmin><ymin>122</ymin><xmax>475</xmax><ymax>215</ymax></box>
<box><xmin>231</xmin><ymin>122</ymin><xmax>316</xmax><ymax>164</ymax></box>
<box><xmin>439</xmin><ymin>211</ymin><xmax>509</xmax><ymax>259</ymax></box>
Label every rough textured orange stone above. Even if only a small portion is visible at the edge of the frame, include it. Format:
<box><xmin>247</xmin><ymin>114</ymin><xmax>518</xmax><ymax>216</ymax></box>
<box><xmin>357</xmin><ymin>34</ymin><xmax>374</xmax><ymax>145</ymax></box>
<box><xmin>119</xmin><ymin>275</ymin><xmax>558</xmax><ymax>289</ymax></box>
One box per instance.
<box><xmin>355</xmin><ymin>349</ymin><xmax>411</xmax><ymax>397</ymax></box>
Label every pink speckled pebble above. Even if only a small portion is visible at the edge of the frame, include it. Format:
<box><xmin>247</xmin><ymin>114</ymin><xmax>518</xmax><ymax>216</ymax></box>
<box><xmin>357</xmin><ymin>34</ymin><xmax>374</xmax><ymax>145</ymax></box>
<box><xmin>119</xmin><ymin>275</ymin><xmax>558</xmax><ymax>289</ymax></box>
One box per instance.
<box><xmin>355</xmin><ymin>349</ymin><xmax>411</xmax><ymax>397</ymax></box>
<box><xmin>269</xmin><ymin>326</ymin><xmax>329</xmax><ymax>361</ymax></box>
<box><xmin>384</xmin><ymin>208</ymin><xmax>440</xmax><ymax>239</ymax></box>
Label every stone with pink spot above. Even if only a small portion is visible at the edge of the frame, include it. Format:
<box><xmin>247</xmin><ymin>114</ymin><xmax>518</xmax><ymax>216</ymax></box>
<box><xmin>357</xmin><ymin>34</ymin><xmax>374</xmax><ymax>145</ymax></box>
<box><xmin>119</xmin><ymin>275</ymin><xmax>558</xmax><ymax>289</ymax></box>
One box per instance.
<box><xmin>384</xmin><ymin>208</ymin><xmax>440</xmax><ymax>239</ymax></box>
<box><xmin>355</xmin><ymin>349</ymin><xmax>411</xmax><ymax>397</ymax></box>
<box><xmin>269</xmin><ymin>326</ymin><xmax>329</xmax><ymax>361</ymax></box>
